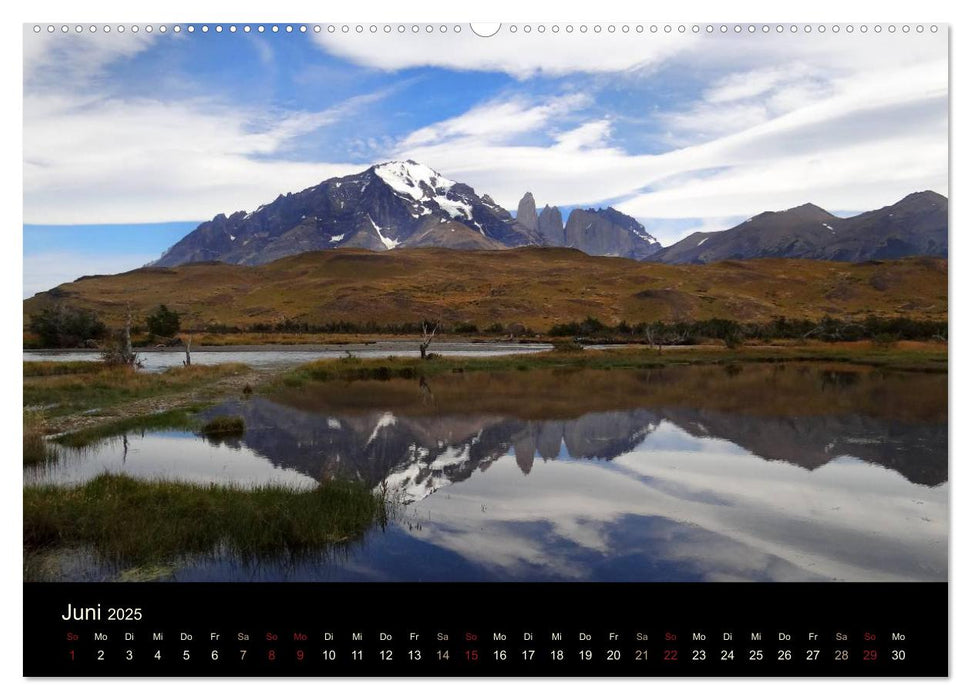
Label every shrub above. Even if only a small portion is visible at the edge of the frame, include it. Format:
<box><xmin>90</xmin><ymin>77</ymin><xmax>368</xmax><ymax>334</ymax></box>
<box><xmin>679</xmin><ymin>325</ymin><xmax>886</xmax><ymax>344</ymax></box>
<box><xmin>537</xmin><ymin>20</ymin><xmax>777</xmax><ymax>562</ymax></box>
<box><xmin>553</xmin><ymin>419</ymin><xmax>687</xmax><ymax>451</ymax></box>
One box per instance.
<box><xmin>28</xmin><ymin>305</ymin><xmax>107</xmax><ymax>348</ymax></box>
<box><xmin>145</xmin><ymin>305</ymin><xmax>181</xmax><ymax>337</ymax></box>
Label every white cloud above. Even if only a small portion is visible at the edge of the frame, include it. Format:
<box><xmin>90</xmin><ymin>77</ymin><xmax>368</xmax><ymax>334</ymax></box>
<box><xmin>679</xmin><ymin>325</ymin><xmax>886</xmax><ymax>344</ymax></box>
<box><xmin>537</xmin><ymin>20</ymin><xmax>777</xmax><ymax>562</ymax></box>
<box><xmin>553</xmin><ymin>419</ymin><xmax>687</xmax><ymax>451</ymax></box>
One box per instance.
<box><xmin>398</xmin><ymin>420</ymin><xmax>946</xmax><ymax>582</ymax></box>
<box><xmin>24</xmin><ymin>93</ymin><xmax>371</xmax><ymax>224</ymax></box>
<box><xmin>390</xmin><ymin>43</ymin><xmax>947</xmax><ymax>224</ymax></box>
<box><xmin>553</xmin><ymin>119</ymin><xmax>611</xmax><ymax>150</ymax></box>
<box><xmin>24</xmin><ymin>26</ymin><xmax>158</xmax><ymax>86</ymax></box>
<box><xmin>705</xmin><ymin>64</ymin><xmax>811</xmax><ymax>104</ymax></box>
<box><xmin>22</xmin><ymin>25</ymin><xmax>948</xmax><ymax>241</ymax></box>
<box><xmin>401</xmin><ymin>94</ymin><xmax>589</xmax><ymax>148</ymax></box>
<box><xmin>313</xmin><ymin>28</ymin><xmax>693</xmax><ymax>79</ymax></box>
<box><xmin>23</xmin><ymin>26</ymin><xmax>385</xmax><ymax>225</ymax></box>
<box><xmin>663</xmin><ymin>102</ymin><xmax>771</xmax><ymax>141</ymax></box>
<box><xmin>616</xmin><ymin>57</ymin><xmax>949</xmax><ymax>218</ymax></box>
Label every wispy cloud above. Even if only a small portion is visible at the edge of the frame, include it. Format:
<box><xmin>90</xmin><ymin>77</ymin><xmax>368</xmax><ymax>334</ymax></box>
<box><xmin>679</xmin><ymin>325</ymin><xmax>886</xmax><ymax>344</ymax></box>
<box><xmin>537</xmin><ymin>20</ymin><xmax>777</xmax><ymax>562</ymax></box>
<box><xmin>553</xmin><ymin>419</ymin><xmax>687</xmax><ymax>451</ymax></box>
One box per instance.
<box><xmin>401</xmin><ymin>94</ymin><xmax>589</xmax><ymax>148</ymax></box>
<box><xmin>22</xmin><ymin>26</ymin><xmax>948</xmax><ymax>242</ymax></box>
<box><xmin>312</xmin><ymin>28</ymin><xmax>693</xmax><ymax>79</ymax></box>
<box><xmin>24</xmin><ymin>92</ymin><xmax>374</xmax><ymax>224</ymax></box>
<box><xmin>385</xmin><ymin>34</ymin><xmax>947</xmax><ymax>222</ymax></box>
<box><xmin>23</xmin><ymin>32</ymin><xmax>395</xmax><ymax>224</ymax></box>
<box><xmin>23</xmin><ymin>25</ymin><xmax>158</xmax><ymax>86</ymax></box>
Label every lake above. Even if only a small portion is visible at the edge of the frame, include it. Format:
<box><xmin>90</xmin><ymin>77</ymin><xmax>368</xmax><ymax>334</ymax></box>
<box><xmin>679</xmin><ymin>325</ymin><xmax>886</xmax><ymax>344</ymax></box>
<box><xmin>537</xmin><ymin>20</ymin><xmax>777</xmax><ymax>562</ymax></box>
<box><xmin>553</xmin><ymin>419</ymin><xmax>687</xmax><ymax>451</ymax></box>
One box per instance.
<box><xmin>23</xmin><ymin>341</ymin><xmax>553</xmax><ymax>372</ymax></box>
<box><xmin>26</xmin><ymin>363</ymin><xmax>947</xmax><ymax>583</ymax></box>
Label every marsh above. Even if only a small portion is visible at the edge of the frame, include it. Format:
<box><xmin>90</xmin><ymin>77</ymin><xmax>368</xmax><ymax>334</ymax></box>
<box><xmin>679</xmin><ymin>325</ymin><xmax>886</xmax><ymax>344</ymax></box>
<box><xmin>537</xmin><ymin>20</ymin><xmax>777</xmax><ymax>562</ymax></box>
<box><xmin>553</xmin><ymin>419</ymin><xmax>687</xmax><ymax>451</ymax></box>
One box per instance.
<box><xmin>25</xmin><ymin>363</ymin><xmax>947</xmax><ymax>583</ymax></box>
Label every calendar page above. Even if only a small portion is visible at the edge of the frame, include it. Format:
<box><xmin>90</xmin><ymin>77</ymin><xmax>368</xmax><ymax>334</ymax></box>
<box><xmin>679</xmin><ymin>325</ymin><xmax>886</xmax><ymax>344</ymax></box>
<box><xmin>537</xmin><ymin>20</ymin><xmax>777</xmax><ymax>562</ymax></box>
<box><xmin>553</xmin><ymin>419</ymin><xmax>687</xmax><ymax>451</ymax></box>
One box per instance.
<box><xmin>22</xmin><ymin>20</ymin><xmax>948</xmax><ymax>677</ymax></box>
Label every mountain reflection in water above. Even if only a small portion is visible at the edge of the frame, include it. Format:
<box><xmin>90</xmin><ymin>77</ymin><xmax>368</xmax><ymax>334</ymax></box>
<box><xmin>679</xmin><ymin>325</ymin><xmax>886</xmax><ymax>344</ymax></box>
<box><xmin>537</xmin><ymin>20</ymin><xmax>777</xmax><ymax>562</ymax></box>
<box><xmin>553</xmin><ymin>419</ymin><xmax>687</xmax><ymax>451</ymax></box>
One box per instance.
<box><xmin>33</xmin><ymin>364</ymin><xmax>948</xmax><ymax>582</ymax></box>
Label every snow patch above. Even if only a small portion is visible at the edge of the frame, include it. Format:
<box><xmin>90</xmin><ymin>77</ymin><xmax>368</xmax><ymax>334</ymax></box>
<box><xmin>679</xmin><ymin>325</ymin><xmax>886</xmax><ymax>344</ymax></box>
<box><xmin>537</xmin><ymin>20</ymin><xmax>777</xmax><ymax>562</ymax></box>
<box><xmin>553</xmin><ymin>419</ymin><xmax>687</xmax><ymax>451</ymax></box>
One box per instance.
<box><xmin>329</xmin><ymin>234</ymin><xmax>345</xmax><ymax>243</ymax></box>
<box><xmin>434</xmin><ymin>195</ymin><xmax>472</xmax><ymax>220</ymax></box>
<box><xmin>377</xmin><ymin>451</ymin><xmax>452</xmax><ymax>503</ymax></box>
<box><xmin>366</xmin><ymin>412</ymin><xmax>397</xmax><ymax>446</ymax></box>
<box><xmin>369</xmin><ymin>214</ymin><xmax>400</xmax><ymax>249</ymax></box>
<box><xmin>229</xmin><ymin>234</ymin><xmax>236</xmax><ymax>242</ymax></box>
<box><xmin>696</xmin><ymin>237</ymin><xmax>709</xmax><ymax>247</ymax></box>
<box><xmin>374</xmin><ymin>160</ymin><xmax>455</xmax><ymax>201</ymax></box>
<box><xmin>429</xmin><ymin>444</ymin><xmax>471</xmax><ymax>469</ymax></box>
<box><xmin>327</xmin><ymin>418</ymin><xmax>341</xmax><ymax>429</ymax></box>
<box><xmin>822</xmin><ymin>223</ymin><xmax>835</xmax><ymax>234</ymax></box>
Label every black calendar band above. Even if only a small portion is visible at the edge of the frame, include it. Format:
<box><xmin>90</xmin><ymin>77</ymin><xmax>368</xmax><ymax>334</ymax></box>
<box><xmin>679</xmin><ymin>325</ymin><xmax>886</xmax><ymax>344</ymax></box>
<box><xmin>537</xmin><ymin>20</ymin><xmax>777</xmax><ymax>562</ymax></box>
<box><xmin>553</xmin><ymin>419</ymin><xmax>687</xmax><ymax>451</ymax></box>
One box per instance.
<box><xmin>24</xmin><ymin>582</ymin><xmax>947</xmax><ymax>677</ymax></box>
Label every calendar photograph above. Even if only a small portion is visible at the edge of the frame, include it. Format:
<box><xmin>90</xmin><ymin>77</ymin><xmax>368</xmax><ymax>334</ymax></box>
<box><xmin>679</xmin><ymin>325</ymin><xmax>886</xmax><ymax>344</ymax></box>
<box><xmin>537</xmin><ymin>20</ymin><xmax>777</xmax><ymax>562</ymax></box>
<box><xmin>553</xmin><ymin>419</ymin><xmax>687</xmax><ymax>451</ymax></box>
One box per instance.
<box><xmin>23</xmin><ymin>22</ymin><xmax>947</xmax><ymax>592</ymax></box>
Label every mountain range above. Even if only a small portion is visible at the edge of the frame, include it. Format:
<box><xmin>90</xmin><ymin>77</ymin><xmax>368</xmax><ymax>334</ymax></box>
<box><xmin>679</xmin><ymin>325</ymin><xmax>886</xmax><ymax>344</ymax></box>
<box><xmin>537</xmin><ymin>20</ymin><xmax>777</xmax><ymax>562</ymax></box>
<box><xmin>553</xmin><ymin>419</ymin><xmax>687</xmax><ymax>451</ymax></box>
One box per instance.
<box><xmin>153</xmin><ymin>159</ymin><xmax>945</xmax><ymax>267</ymax></box>
<box><xmin>203</xmin><ymin>394</ymin><xmax>946</xmax><ymax>506</ymax></box>
<box><xmin>650</xmin><ymin>191</ymin><xmax>948</xmax><ymax>264</ymax></box>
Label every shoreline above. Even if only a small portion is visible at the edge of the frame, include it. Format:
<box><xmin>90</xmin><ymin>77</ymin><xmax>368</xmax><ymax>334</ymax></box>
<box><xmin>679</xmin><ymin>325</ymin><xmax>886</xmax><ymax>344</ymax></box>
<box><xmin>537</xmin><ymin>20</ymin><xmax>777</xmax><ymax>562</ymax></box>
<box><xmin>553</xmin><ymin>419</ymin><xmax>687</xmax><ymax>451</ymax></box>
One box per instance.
<box><xmin>23</xmin><ymin>339</ymin><xmax>551</xmax><ymax>354</ymax></box>
<box><xmin>24</xmin><ymin>342</ymin><xmax>948</xmax><ymax>438</ymax></box>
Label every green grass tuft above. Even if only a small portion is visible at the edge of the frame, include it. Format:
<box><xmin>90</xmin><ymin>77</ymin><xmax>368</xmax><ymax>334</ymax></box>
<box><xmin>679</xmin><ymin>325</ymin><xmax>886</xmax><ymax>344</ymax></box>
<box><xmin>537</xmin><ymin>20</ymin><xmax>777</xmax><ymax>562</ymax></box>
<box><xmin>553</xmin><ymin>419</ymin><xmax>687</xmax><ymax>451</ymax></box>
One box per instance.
<box><xmin>53</xmin><ymin>408</ymin><xmax>203</xmax><ymax>449</ymax></box>
<box><xmin>23</xmin><ymin>413</ymin><xmax>52</xmax><ymax>466</ymax></box>
<box><xmin>24</xmin><ymin>361</ymin><xmax>104</xmax><ymax>377</ymax></box>
<box><xmin>23</xmin><ymin>474</ymin><xmax>386</xmax><ymax>570</ymax></box>
<box><xmin>199</xmin><ymin>415</ymin><xmax>245</xmax><ymax>437</ymax></box>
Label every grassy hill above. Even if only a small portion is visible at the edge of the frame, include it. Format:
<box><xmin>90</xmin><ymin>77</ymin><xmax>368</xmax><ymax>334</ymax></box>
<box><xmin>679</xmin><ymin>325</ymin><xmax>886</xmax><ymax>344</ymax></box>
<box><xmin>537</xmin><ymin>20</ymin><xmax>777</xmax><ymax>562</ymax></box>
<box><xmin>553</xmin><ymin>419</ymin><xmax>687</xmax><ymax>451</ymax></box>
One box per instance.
<box><xmin>23</xmin><ymin>247</ymin><xmax>948</xmax><ymax>333</ymax></box>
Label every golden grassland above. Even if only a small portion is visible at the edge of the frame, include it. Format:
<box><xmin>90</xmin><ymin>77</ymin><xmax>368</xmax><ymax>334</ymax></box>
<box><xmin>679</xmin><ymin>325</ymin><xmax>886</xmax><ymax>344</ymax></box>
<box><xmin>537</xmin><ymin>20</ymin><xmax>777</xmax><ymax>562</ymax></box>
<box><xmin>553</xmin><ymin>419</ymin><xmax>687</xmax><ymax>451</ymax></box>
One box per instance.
<box><xmin>23</xmin><ymin>362</ymin><xmax>252</xmax><ymax>418</ymax></box>
<box><xmin>274</xmin><ymin>340</ymin><xmax>946</xmax><ymax>384</ymax></box>
<box><xmin>23</xmin><ymin>248</ymin><xmax>947</xmax><ymax>332</ymax></box>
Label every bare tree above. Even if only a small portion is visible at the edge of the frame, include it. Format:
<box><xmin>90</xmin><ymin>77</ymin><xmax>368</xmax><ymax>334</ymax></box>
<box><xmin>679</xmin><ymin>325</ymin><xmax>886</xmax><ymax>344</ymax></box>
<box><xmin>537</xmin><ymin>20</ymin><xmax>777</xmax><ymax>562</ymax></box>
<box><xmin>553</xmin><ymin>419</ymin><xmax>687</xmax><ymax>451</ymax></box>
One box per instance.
<box><xmin>183</xmin><ymin>334</ymin><xmax>192</xmax><ymax>367</ymax></box>
<box><xmin>102</xmin><ymin>304</ymin><xmax>141</xmax><ymax>367</ymax></box>
<box><xmin>123</xmin><ymin>304</ymin><xmax>134</xmax><ymax>363</ymax></box>
<box><xmin>644</xmin><ymin>321</ymin><xmax>664</xmax><ymax>354</ymax></box>
<box><xmin>419</xmin><ymin>320</ymin><xmax>438</xmax><ymax>360</ymax></box>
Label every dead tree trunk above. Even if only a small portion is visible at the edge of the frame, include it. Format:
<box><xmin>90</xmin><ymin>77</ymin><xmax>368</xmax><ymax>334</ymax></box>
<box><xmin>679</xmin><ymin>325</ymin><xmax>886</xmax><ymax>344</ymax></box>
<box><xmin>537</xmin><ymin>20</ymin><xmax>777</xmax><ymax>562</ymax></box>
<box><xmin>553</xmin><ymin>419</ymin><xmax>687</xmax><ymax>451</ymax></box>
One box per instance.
<box><xmin>419</xmin><ymin>321</ymin><xmax>438</xmax><ymax>359</ymax></box>
<box><xmin>123</xmin><ymin>305</ymin><xmax>134</xmax><ymax>364</ymax></box>
<box><xmin>418</xmin><ymin>375</ymin><xmax>434</xmax><ymax>404</ymax></box>
<box><xmin>184</xmin><ymin>335</ymin><xmax>192</xmax><ymax>367</ymax></box>
<box><xmin>644</xmin><ymin>323</ymin><xmax>663</xmax><ymax>354</ymax></box>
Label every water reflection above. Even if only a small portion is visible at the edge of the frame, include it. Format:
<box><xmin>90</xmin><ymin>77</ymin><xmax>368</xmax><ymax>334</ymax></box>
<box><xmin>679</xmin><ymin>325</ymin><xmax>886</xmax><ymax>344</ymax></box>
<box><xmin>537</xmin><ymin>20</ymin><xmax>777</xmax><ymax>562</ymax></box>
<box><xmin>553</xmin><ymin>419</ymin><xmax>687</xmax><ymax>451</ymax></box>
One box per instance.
<box><xmin>28</xmin><ymin>364</ymin><xmax>948</xmax><ymax>582</ymax></box>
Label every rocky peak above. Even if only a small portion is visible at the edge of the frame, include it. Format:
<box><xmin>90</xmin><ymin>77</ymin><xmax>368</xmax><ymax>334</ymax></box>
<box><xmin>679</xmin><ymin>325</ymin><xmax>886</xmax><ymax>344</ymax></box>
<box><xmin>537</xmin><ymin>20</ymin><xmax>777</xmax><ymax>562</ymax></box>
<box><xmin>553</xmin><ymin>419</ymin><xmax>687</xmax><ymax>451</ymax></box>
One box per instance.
<box><xmin>564</xmin><ymin>207</ymin><xmax>660</xmax><ymax>258</ymax></box>
<box><xmin>538</xmin><ymin>204</ymin><xmax>564</xmax><ymax>246</ymax></box>
<box><xmin>516</xmin><ymin>192</ymin><xmax>538</xmax><ymax>231</ymax></box>
<box><xmin>371</xmin><ymin>160</ymin><xmax>456</xmax><ymax>198</ymax></box>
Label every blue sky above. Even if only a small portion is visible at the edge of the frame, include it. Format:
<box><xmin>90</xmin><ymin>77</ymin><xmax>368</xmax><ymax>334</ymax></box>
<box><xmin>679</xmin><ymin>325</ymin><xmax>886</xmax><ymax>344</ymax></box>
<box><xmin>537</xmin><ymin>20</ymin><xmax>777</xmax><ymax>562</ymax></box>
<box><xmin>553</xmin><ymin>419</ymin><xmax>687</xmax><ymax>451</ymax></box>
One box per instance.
<box><xmin>23</xmin><ymin>24</ymin><xmax>948</xmax><ymax>296</ymax></box>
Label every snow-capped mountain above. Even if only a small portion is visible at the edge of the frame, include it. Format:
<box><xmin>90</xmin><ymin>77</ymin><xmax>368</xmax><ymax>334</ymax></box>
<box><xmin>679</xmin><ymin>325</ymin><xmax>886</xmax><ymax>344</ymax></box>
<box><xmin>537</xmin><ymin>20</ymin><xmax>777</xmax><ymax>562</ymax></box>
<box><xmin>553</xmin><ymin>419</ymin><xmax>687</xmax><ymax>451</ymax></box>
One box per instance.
<box><xmin>204</xmin><ymin>396</ymin><xmax>944</xmax><ymax>508</ymax></box>
<box><xmin>155</xmin><ymin>160</ymin><xmax>540</xmax><ymax>267</ymax></box>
